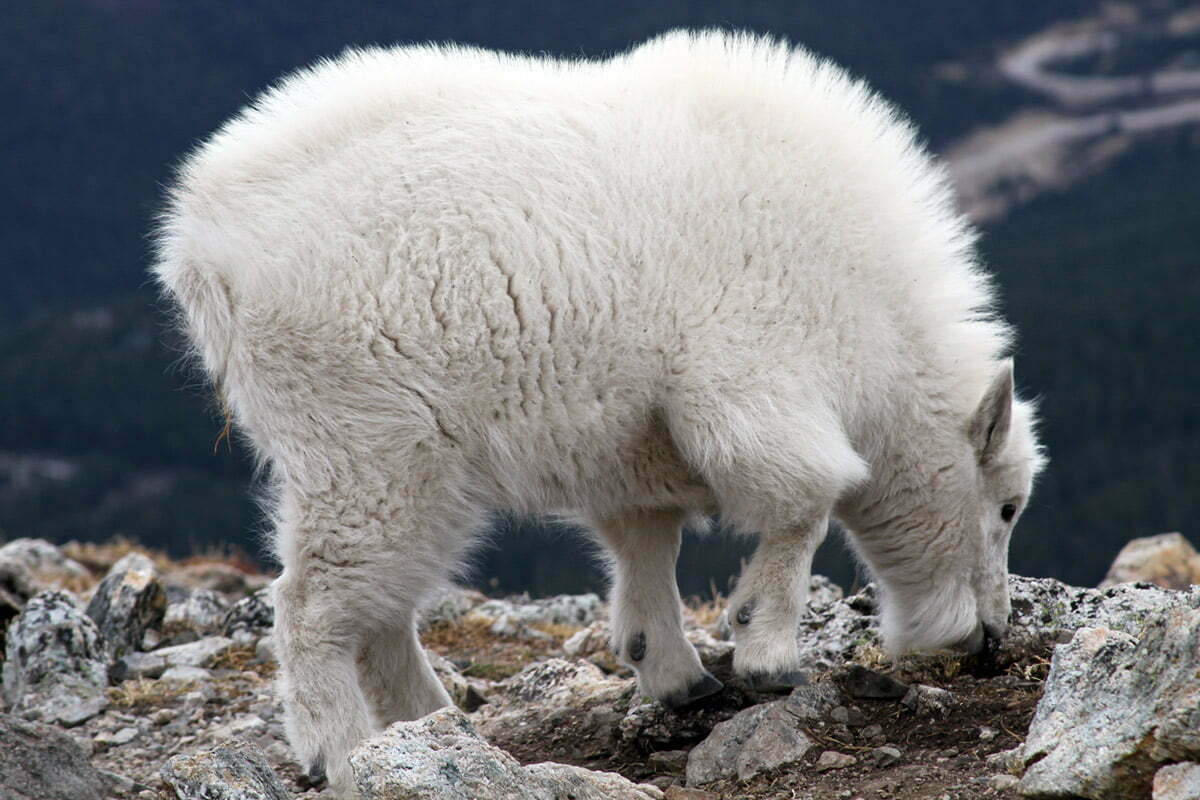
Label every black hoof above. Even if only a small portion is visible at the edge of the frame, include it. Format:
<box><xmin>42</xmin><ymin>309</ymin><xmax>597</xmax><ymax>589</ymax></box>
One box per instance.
<box><xmin>297</xmin><ymin>757</ymin><xmax>327</xmax><ymax>790</ymax></box>
<box><xmin>742</xmin><ymin>669</ymin><xmax>810</xmax><ymax>693</ymax></box>
<box><xmin>663</xmin><ymin>672</ymin><xmax>725</xmax><ymax>710</ymax></box>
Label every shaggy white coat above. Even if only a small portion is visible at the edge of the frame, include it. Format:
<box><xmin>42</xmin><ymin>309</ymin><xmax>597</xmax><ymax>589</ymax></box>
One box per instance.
<box><xmin>155</xmin><ymin>30</ymin><xmax>1044</xmax><ymax>795</ymax></box>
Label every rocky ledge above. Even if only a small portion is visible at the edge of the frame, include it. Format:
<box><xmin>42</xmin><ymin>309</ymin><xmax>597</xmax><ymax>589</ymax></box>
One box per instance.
<box><xmin>1</xmin><ymin>533</ymin><xmax>1199</xmax><ymax>800</ymax></box>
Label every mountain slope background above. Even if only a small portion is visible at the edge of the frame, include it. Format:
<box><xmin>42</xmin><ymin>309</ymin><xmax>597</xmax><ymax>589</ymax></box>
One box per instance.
<box><xmin>2</xmin><ymin>0</ymin><xmax>1196</xmax><ymax>595</ymax></box>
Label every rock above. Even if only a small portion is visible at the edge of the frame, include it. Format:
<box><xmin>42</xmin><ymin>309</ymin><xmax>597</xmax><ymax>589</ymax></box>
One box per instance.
<box><xmin>793</xmin><ymin>583</ymin><xmax>880</xmax><ymax>670</ymax></box>
<box><xmin>901</xmin><ymin>685</ymin><xmax>956</xmax><ymax>716</ymax></box>
<box><xmin>1154</xmin><ymin>763</ymin><xmax>1200</xmax><ymax>800</ymax></box>
<box><xmin>154</xmin><ymin>636</ymin><xmax>236</xmax><ymax>669</ymax></box>
<box><xmin>685</xmin><ymin>700</ymin><xmax>815</xmax><ymax>785</ymax></box>
<box><xmin>162</xmin><ymin>740</ymin><xmax>292</xmax><ymax>800</ymax></box>
<box><xmin>109</xmin><ymin>551</ymin><xmax>159</xmax><ymax>577</ymax></box>
<box><xmin>164</xmin><ymin>589</ymin><xmax>229</xmax><ymax>634</ymax></box>
<box><xmin>417</xmin><ymin>584</ymin><xmax>488</xmax><ymax>628</ymax></box>
<box><xmin>1100</xmin><ymin>533</ymin><xmax>1200</xmax><ymax>591</ymax></box>
<box><xmin>161</xmin><ymin>665</ymin><xmax>213</xmax><ymax>683</ymax></box>
<box><xmin>785</xmin><ymin>682</ymin><xmax>843</xmax><ymax>719</ymax></box>
<box><xmin>869</xmin><ymin>746</ymin><xmax>903</xmax><ymax>767</ymax></box>
<box><xmin>221</xmin><ymin>588</ymin><xmax>274</xmax><ymax>644</ymax></box>
<box><xmin>1004</xmin><ymin>575</ymin><xmax>1184</xmax><ymax>657</ymax></box>
<box><xmin>465</xmin><ymin>593</ymin><xmax>603</xmax><ymax>638</ymax></box>
<box><xmin>95</xmin><ymin>725</ymin><xmax>140</xmax><ymax>748</ymax></box>
<box><xmin>815</xmin><ymin>750</ymin><xmax>858</xmax><ymax>772</ymax></box>
<box><xmin>0</xmin><ymin>713</ymin><xmax>108</xmax><ymax>799</ymax></box>
<box><xmin>0</xmin><ymin>538</ymin><xmax>90</xmax><ymax>598</ymax></box>
<box><xmin>349</xmin><ymin>707</ymin><xmax>661</xmax><ymax>799</ymax></box>
<box><xmin>1019</xmin><ymin>600</ymin><xmax>1200</xmax><ymax>799</ymax></box>
<box><xmin>838</xmin><ymin>665</ymin><xmax>911</xmax><ymax>700</ymax></box>
<box><xmin>979</xmin><ymin>726</ymin><xmax>999</xmax><ymax>741</ymax></box>
<box><xmin>113</xmin><ymin>651</ymin><xmax>167</xmax><ymax>681</ymax></box>
<box><xmin>989</xmin><ymin>773</ymin><xmax>1020</xmax><ymax>791</ymax></box>
<box><xmin>477</xmin><ymin>658</ymin><xmax>633</xmax><ymax>763</ymax></box>
<box><xmin>648</xmin><ymin>749</ymin><xmax>690</xmax><ymax>773</ymax></box>
<box><xmin>255</xmin><ymin>635</ymin><xmax>278</xmax><ymax>663</ymax></box>
<box><xmin>830</xmin><ymin>705</ymin><xmax>867</xmax><ymax>726</ymax></box>
<box><xmin>2</xmin><ymin>591</ymin><xmax>109</xmax><ymax>725</ymax></box>
<box><xmin>427</xmin><ymin>650</ymin><xmax>475</xmax><ymax>711</ymax></box>
<box><xmin>987</xmin><ymin>745</ymin><xmax>1024</xmax><ymax>774</ymax></box>
<box><xmin>85</xmin><ymin>566</ymin><xmax>167</xmax><ymax>661</ymax></box>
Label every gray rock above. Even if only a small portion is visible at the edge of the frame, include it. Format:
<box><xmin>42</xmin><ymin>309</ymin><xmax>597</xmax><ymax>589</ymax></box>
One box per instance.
<box><xmin>161</xmin><ymin>665</ymin><xmax>213</xmax><ymax>683</ymax></box>
<box><xmin>793</xmin><ymin>583</ymin><xmax>880</xmax><ymax>670</ymax></box>
<box><xmin>162</xmin><ymin>740</ymin><xmax>292</xmax><ymax>800</ymax></box>
<box><xmin>109</xmin><ymin>551</ymin><xmax>159</xmax><ymax>577</ymax></box>
<box><xmin>477</xmin><ymin>659</ymin><xmax>633</xmax><ymax>763</ymax></box>
<box><xmin>814</xmin><ymin>750</ymin><xmax>857</xmax><ymax>772</ymax></box>
<box><xmin>113</xmin><ymin>651</ymin><xmax>168</xmax><ymax>681</ymax></box>
<box><xmin>1019</xmin><ymin>598</ymin><xmax>1200</xmax><ymax>799</ymax></box>
<box><xmin>1154</xmin><ymin>763</ymin><xmax>1200</xmax><ymax>800</ymax></box>
<box><xmin>0</xmin><ymin>712</ymin><xmax>108</xmax><ymax>800</ymax></box>
<box><xmin>685</xmin><ymin>700</ymin><xmax>815</xmax><ymax>785</ymax></box>
<box><xmin>465</xmin><ymin>593</ymin><xmax>603</xmax><ymax>637</ymax></box>
<box><xmin>155</xmin><ymin>635</ymin><xmax>236</xmax><ymax>669</ymax></box>
<box><xmin>164</xmin><ymin>588</ymin><xmax>229</xmax><ymax>634</ymax></box>
<box><xmin>222</xmin><ymin>588</ymin><xmax>274</xmax><ymax>644</ymax></box>
<box><xmin>2</xmin><ymin>591</ymin><xmax>109</xmax><ymax>725</ymax></box>
<box><xmin>648</xmin><ymin>749</ymin><xmax>690</xmax><ymax>773</ymax></box>
<box><xmin>870</xmin><ymin>746</ymin><xmax>903</xmax><ymax>767</ymax></box>
<box><xmin>417</xmin><ymin>584</ymin><xmax>487</xmax><ymax>628</ymax></box>
<box><xmin>1004</xmin><ymin>575</ymin><xmax>1185</xmax><ymax>656</ymax></box>
<box><xmin>0</xmin><ymin>538</ymin><xmax>89</xmax><ymax>598</ymax></box>
<box><xmin>85</xmin><ymin>566</ymin><xmax>167</xmax><ymax>661</ymax></box>
<box><xmin>349</xmin><ymin>707</ymin><xmax>661</xmax><ymax>799</ymax></box>
<box><xmin>901</xmin><ymin>684</ymin><xmax>956</xmax><ymax>716</ymax></box>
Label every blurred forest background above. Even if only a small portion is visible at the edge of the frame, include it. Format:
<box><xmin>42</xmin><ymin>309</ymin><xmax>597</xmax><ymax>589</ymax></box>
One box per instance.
<box><xmin>2</xmin><ymin>0</ymin><xmax>1197</xmax><ymax>596</ymax></box>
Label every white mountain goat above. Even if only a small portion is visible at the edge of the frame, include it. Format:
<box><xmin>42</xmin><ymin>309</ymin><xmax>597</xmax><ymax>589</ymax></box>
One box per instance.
<box><xmin>155</xmin><ymin>31</ymin><xmax>1044</xmax><ymax>795</ymax></box>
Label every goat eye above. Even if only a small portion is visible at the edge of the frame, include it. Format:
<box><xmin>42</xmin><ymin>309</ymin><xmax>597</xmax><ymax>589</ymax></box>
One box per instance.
<box><xmin>1001</xmin><ymin>503</ymin><xmax>1017</xmax><ymax>523</ymax></box>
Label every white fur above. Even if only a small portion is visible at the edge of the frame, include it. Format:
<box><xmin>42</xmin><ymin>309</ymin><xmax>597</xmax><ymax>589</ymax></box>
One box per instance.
<box><xmin>155</xmin><ymin>30</ymin><xmax>1043</xmax><ymax>796</ymax></box>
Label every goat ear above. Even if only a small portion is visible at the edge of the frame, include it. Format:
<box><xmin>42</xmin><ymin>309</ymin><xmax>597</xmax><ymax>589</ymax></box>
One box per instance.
<box><xmin>970</xmin><ymin>359</ymin><xmax>1014</xmax><ymax>463</ymax></box>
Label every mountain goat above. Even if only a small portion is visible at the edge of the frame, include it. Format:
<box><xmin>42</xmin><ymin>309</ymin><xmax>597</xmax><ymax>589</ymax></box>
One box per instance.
<box><xmin>155</xmin><ymin>30</ymin><xmax>1044</xmax><ymax>795</ymax></box>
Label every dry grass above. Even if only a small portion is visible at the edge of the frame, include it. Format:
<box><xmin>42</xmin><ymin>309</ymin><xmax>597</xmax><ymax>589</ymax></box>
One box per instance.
<box><xmin>62</xmin><ymin>537</ymin><xmax>174</xmax><ymax>576</ymax></box>
<box><xmin>210</xmin><ymin>644</ymin><xmax>276</xmax><ymax>678</ymax></box>
<box><xmin>108</xmin><ymin>678</ymin><xmax>195</xmax><ymax>712</ymax></box>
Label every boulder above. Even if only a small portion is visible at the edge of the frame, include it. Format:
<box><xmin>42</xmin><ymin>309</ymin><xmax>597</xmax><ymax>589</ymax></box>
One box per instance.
<box><xmin>85</xmin><ymin>564</ymin><xmax>167</xmax><ymax>661</ymax></box>
<box><xmin>1153</xmin><ymin>763</ymin><xmax>1200</xmax><ymax>800</ymax></box>
<box><xmin>1099</xmin><ymin>533</ymin><xmax>1200</xmax><ymax>591</ymax></box>
<box><xmin>162</xmin><ymin>740</ymin><xmax>292</xmax><ymax>800</ymax></box>
<box><xmin>222</xmin><ymin>588</ymin><xmax>275</xmax><ymax>644</ymax></box>
<box><xmin>0</xmin><ymin>539</ymin><xmax>90</xmax><ymax>623</ymax></box>
<box><xmin>476</xmin><ymin>658</ymin><xmax>633</xmax><ymax>764</ymax></box>
<box><xmin>164</xmin><ymin>588</ymin><xmax>229</xmax><ymax>634</ymax></box>
<box><xmin>1019</xmin><ymin>596</ymin><xmax>1200</xmax><ymax>798</ymax></box>
<box><xmin>349</xmin><ymin>706</ymin><xmax>661</xmax><ymax>799</ymax></box>
<box><xmin>685</xmin><ymin>699</ymin><xmax>816</xmax><ymax>785</ymax></box>
<box><xmin>417</xmin><ymin>585</ymin><xmax>488</xmax><ymax>628</ymax></box>
<box><xmin>0</xmin><ymin>712</ymin><xmax>108</xmax><ymax>800</ymax></box>
<box><xmin>2</xmin><ymin>591</ymin><xmax>109</xmax><ymax>725</ymax></box>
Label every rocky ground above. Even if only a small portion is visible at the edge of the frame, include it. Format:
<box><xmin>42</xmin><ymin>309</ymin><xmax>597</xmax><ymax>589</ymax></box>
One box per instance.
<box><xmin>2</xmin><ymin>533</ymin><xmax>1200</xmax><ymax>800</ymax></box>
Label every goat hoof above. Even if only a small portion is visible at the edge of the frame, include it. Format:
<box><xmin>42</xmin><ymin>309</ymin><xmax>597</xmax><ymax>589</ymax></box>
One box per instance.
<box><xmin>298</xmin><ymin>758</ymin><xmax>327</xmax><ymax>790</ymax></box>
<box><xmin>663</xmin><ymin>671</ymin><xmax>725</xmax><ymax>710</ymax></box>
<box><xmin>742</xmin><ymin>669</ymin><xmax>810</xmax><ymax>693</ymax></box>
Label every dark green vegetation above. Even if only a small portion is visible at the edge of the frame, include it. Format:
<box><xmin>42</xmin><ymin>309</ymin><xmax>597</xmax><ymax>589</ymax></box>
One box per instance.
<box><xmin>2</xmin><ymin>1</ymin><xmax>1196</xmax><ymax>594</ymax></box>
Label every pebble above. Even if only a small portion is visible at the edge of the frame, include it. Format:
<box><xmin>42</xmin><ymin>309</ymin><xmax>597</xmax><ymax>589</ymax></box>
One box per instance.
<box><xmin>815</xmin><ymin>750</ymin><xmax>858</xmax><ymax>772</ymax></box>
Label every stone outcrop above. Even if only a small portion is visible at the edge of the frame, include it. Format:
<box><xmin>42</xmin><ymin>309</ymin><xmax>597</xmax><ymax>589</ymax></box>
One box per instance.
<box><xmin>0</xmin><ymin>713</ymin><xmax>109</xmax><ymax>800</ymax></box>
<box><xmin>349</xmin><ymin>707</ymin><xmax>662</xmax><ymax>800</ymax></box>
<box><xmin>1099</xmin><ymin>532</ymin><xmax>1200</xmax><ymax>591</ymax></box>
<box><xmin>2</xmin><ymin>590</ymin><xmax>109</xmax><ymax>725</ymax></box>
<box><xmin>162</xmin><ymin>741</ymin><xmax>293</xmax><ymax>800</ymax></box>
<box><xmin>1018</xmin><ymin>593</ymin><xmax>1200</xmax><ymax>798</ymax></box>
